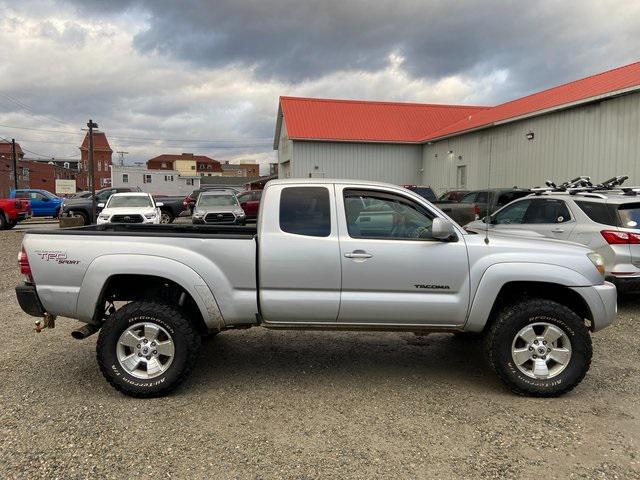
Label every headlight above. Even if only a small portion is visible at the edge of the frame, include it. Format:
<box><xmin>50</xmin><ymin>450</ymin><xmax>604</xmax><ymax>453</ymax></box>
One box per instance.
<box><xmin>98</xmin><ymin>214</ymin><xmax>110</xmax><ymax>220</ymax></box>
<box><xmin>193</xmin><ymin>211</ymin><xmax>204</xmax><ymax>218</ymax></box>
<box><xmin>144</xmin><ymin>212</ymin><xmax>157</xmax><ymax>219</ymax></box>
<box><xmin>236</xmin><ymin>211</ymin><xmax>245</xmax><ymax>217</ymax></box>
<box><xmin>587</xmin><ymin>252</ymin><xmax>606</xmax><ymax>276</ymax></box>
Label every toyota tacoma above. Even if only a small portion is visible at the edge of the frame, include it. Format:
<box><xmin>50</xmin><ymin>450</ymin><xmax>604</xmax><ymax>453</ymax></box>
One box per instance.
<box><xmin>15</xmin><ymin>179</ymin><xmax>616</xmax><ymax>398</ymax></box>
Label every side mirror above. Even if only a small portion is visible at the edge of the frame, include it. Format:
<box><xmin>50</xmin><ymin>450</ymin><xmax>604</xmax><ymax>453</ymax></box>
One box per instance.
<box><xmin>97</xmin><ymin>203</ymin><xmax>105</xmax><ymax>208</ymax></box>
<box><xmin>155</xmin><ymin>202</ymin><xmax>164</xmax><ymax>207</ymax></box>
<box><xmin>431</xmin><ymin>218</ymin><xmax>458</xmax><ymax>242</ymax></box>
<box><xmin>42</xmin><ymin>197</ymin><xmax>50</xmax><ymax>202</ymax></box>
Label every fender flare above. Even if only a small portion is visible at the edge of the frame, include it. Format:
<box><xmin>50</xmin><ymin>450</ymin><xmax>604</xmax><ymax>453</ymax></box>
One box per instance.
<box><xmin>465</xmin><ymin>262</ymin><xmax>594</xmax><ymax>332</ymax></box>
<box><xmin>76</xmin><ymin>254</ymin><xmax>223</xmax><ymax>329</ymax></box>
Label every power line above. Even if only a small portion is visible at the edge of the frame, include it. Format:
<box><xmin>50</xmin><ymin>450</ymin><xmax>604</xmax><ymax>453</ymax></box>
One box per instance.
<box><xmin>0</xmin><ymin>135</ymin><xmax>80</xmax><ymax>158</ymax></box>
<box><xmin>0</xmin><ymin>123</ymin><xmax>271</xmax><ymax>143</ymax></box>
<box><xmin>0</xmin><ymin>93</ymin><xmax>75</xmax><ymax>128</ymax></box>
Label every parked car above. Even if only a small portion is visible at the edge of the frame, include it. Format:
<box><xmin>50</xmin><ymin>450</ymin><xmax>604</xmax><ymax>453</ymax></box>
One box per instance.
<box><xmin>236</xmin><ymin>190</ymin><xmax>262</xmax><ymax>220</ymax></box>
<box><xmin>61</xmin><ymin>187</ymin><xmax>136</xmax><ymax>225</ymax></box>
<box><xmin>438</xmin><ymin>190</ymin><xmax>469</xmax><ymax>202</ymax></box>
<box><xmin>465</xmin><ymin>190</ymin><xmax>640</xmax><ymax>293</ymax></box>
<box><xmin>10</xmin><ymin>189</ymin><xmax>63</xmax><ymax>218</ymax></box>
<box><xmin>459</xmin><ymin>188</ymin><xmax>531</xmax><ymax>218</ymax></box>
<box><xmin>97</xmin><ymin>192</ymin><xmax>163</xmax><ymax>225</ymax></box>
<box><xmin>183</xmin><ymin>186</ymin><xmax>244</xmax><ymax>214</ymax></box>
<box><xmin>403</xmin><ymin>185</ymin><xmax>476</xmax><ymax>225</ymax></box>
<box><xmin>192</xmin><ymin>190</ymin><xmax>246</xmax><ymax>225</ymax></box>
<box><xmin>16</xmin><ymin>178</ymin><xmax>615</xmax><ymax>398</ymax></box>
<box><xmin>0</xmin><ymin>197</ymin><xmax>31</xmax><ymax>229</ymax></box>
<box><xmin>148</xmin><ymin>195</ymin><xmax>187</xmax><ymax>223</ymax></box>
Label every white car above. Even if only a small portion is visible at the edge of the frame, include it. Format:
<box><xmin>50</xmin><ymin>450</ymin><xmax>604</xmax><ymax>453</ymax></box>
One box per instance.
<box><xmin>97</xmin><ymin>192</ymin><xmax>163</xmax><ymax>225</ymax></box>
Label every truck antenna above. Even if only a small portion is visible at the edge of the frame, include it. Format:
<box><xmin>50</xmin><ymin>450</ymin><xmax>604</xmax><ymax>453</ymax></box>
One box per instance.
<box><xmin>484</xmin><ymin>136</ymin><xmax>493</xmax><ymax>245</ymax></box>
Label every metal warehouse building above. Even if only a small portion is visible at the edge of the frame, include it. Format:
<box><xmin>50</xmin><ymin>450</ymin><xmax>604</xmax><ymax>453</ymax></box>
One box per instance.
<box><xmin>274</xmin><ymin>61</ymin><xmax>640</xmax><ymax>193</ymax></box>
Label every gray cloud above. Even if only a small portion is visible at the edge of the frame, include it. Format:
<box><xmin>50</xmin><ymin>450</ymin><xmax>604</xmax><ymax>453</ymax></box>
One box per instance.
<box><xmin>64</xmin><ymin>0</ymin><xmax>640</xmax><ymax>101</ymax></box>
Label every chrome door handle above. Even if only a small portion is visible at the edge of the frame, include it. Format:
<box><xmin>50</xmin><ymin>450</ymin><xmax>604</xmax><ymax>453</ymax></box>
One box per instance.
<box><xmin>344</xmin><ymin>250</ymin><xmax>373</xmax><ymax>259</ymax></box>
<box><xmin>552</xmin><ymin>228</ymin><xmax>564</xmax><ymax>233</ymax></box>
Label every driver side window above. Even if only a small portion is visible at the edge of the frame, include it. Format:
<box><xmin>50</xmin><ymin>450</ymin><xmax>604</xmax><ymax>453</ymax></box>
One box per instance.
<box><xmin>344</xmin><ymin>190</ymin><xmax>434</xmax><ymax>240</ymax></box>
<box><xmin>493</xmin><ymin>200</ymin><xmax>530</xmax><ymax>225</ymax></box>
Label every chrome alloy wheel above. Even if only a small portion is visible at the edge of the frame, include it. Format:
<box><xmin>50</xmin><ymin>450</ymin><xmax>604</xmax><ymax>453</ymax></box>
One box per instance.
<box><xmin>159</xmin><ymin>212</ymin><xmax>172</xmax><ymax>224</ymax></box>
<box><xmin>511</xmin><ymin>322</ymin><xmax>572</xmax><ymax>379</ymax></box>
<box><xmin>116</xmin><ymin>322</ymin><xmax>175</xmax><ymax>379</ymax></box>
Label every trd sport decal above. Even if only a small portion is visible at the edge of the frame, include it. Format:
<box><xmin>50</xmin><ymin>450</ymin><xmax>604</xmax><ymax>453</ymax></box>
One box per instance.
<box><xmin>35</xmin><ymin>250</ymin><xmax>80</xmax><ymax>265</ymax></box>
<box><xmin>414</xmin><ymin>284</ymin><xmax>450</xmax><ymax>290</ymax></box>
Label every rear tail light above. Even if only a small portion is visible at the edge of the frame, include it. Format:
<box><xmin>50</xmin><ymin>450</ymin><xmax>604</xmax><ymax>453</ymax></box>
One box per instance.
<box><xmin>601</xmin><ymin>230</ymin><xmax>640</xmax><ymax>244</ymax></box>
<box><xmin>18</xmin><ymin>246</ymin><xmax>33</xmax><ymax>282</ymax></box>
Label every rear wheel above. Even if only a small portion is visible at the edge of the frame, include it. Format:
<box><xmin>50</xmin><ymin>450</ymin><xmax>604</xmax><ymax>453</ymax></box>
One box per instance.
<box><xmin>484</xmin><ymin>299</ymin><xmax>592</xmax><ymax>397</ymax></box>
<box><xmin>96</xmin><ymin>301</ymin><xmax>201</xmax><ymax>397</ymax></box>
<box><xmin>0</xmin><ymin>212</ymin><xmax>6</xmax><ymax>229</ymax></box>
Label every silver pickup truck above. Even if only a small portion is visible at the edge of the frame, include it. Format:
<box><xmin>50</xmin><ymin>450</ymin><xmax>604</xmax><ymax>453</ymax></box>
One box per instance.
<box><xmin>16</xmin><ymin>179</ymin><xmax>616</xmax><ymax>398</ymax></box>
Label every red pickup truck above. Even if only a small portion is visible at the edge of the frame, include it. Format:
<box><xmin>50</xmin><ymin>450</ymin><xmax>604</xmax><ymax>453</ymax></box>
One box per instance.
<box><xmin>0</xmin><ymin>198</ymin><xmax>31</xmax><ymax>229</ymax></box>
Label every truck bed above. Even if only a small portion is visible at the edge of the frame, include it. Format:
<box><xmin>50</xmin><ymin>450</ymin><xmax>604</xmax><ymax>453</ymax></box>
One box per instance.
<box><xmin>27</xmin><ymin>223</ymin><xmax>257</xmax><ymax>239</ymax></box>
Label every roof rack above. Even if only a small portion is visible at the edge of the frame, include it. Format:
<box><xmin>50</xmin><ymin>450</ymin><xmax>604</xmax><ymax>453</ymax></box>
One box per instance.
<box><xmin>532</xmin><ymin>175</ymin><xmax>630</xmax><ymax>195</ymax></box>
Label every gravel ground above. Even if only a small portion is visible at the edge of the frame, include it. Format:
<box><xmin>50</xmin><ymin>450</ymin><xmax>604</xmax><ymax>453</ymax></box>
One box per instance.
<box><xmin>0</xmin><ymin>229</ymin><xmax>639</xmax><ymax>479</ymax></box>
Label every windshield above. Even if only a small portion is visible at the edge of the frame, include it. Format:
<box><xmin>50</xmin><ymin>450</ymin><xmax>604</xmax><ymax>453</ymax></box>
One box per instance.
<box><xmin>107</xmin><ymin>195</ymin><xmax>153</xmax><ymax>208</ymax></box>
<box><xmin>618</xmin><ymin>203</ymin><xmax>640</xmax><ymax>228</ymax></box>
<box><xmin>198</xmin><ymin>194</ymin><xmax>238</xmax><ymax>207</ymax></box>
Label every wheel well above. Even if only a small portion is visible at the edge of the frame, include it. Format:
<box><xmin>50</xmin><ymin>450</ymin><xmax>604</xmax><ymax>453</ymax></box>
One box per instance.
<box><xmin>95</xmin><ymin>274</ymin><xmax>208</xmax><ymax>335</ymax></box>
<box><xmin>487</xmin><ymin>281</ymin><xmax>594</xmax><ymax>330</ymax></box>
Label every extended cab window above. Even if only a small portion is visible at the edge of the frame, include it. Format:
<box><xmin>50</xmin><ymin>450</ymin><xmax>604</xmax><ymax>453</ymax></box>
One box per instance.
<box><xmin>279</xmin><ymin>187</ymin><xmax>331</xmax><ymax>237</ymax></box>
<box><xmin>344</xmin><ymin>190</ymin><xmax>434</xmax><ymax>240</ymax></box>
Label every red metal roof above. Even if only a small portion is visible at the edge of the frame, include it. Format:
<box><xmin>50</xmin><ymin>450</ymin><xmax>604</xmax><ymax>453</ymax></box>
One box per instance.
<box><xmin>425</xmin><ymin>61</ymin><xmax>640</xmax><ymax>140</ymax></box>
<box><xmin>279</xmin><ymin>97</ymin><xmax>487</xmax><ymax>143</ymax></box>
<box><xmin>80</xmin><ymin>131</ymin><xmax>112</xmax><ymax>152</ymax></box>
<box><xmin>277</xmin><ymin>61</ymin><xmax>640</xmax><ymax>145</ymax></box>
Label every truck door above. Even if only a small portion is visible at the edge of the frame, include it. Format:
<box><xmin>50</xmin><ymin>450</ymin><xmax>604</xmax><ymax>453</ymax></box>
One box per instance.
<box><xmin>337</xmin><ymin>187</ymin><xmax>470</xmax><ymax>326</ymax></box>
<box><xmin>258</xmin><ymin>184</ymin><xmax>341</xmax><ymax>323</ymax></box>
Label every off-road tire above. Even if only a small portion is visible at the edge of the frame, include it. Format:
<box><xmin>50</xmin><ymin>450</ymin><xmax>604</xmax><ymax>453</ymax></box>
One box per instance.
<box><xmin>97</xmin><ymin>301</ymin><xmax>201</xmax><ymax>397</ymax></box>
<box><xmin>484</xmin><ymin>298</ymin><xmax>592</xmax><ymax>397</ymax></box>
<box><xmin>4</xmin><ymin>220</ymin><xmax>17</xmax><ymax>230</ymax></box>
<box><xmin>70</xmin><ymin>210</ymin><xmax>90</xmax><ymax>225</ymax></box>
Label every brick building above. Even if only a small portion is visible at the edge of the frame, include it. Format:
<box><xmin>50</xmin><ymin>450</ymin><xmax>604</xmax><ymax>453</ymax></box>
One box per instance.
<box><xmin>147</xmin><ymin>153</ymin><xmax>222</xmax><ymax>176</ymax></box>
<box><xmin>221</xmin><ymin>161</ymin><xmax>260</xmax><ymax>177</ymax></box>
<box><xmin>80</xmin><ymin>131</ymin><xmax>113</xmax><ymax>189</ymax></box>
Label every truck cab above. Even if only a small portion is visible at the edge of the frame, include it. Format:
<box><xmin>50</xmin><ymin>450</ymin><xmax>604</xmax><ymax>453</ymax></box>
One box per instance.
<box><xmin>11</xmin><ymin>189</ymin><xmax>62</xmax><ymax>218</ymax></box>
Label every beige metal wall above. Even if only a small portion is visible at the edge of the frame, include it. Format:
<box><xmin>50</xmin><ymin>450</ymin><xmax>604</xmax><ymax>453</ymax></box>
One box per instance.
<box><xmin>291</xmin><ymin>141</ymin><xmax>423</xmax><ymax>184</ymax></box>
<box><xmin>422</xmin><ymin>91</ymin><xmax>640</xmax><ymax>195</ymax></box>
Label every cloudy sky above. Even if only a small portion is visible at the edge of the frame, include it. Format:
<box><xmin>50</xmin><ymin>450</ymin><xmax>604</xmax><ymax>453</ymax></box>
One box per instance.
<box><xmin>0</xmin><ymin>0</ymin><xmax>638</xmax><ymax>171</ymax></box>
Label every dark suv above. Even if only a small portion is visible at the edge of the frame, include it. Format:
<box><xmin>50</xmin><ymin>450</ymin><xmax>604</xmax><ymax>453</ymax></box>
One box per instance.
<box><xmin>459</xmin><ymin>188</ymin><xmax>531</xmax><ymax>218</ymax></box>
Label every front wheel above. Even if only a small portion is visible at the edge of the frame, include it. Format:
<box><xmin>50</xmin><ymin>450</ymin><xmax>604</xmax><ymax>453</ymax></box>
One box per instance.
<box><xmin>96</xmin><ymin>302</ymin><xmax>201</xmax><ymax>397</ymax></box>
<box><xmin>484</xmin><ymin>299</ymin><xmax>592</xmax><ymax>397</ymax></box>
<box><xmin>159</xmin><ymin>210</ymin><xmax>174</xmax><ymax>224</ymax></box>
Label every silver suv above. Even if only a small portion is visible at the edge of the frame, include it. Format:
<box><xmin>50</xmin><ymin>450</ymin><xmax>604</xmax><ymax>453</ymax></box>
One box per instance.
<box><xmin>466</xmin><ymin>189</ymin><xmax>640</xmax><ymax>293</ymax></box>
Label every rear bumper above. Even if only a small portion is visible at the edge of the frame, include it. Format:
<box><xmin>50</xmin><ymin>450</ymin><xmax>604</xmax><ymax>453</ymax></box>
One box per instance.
<box><xmin>570</xmin><ymin>282</ymin><xmax>617</xmax><ymax>332</ymax></box>
<box><xmin>606</xmin><ymin>274</ymin><xmax>640</xmax><ymax>294</ymax></box>
<box><xmin>15</xmin><ymin>284</ymin><xmax>45</xmax><ymax>317</ymax></box>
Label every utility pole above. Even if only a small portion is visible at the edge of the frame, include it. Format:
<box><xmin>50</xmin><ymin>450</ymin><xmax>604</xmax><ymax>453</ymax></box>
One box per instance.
<box><xmin>11</xmin><ymin>138</ymin><xmax>18</xmax><ymax>190</ymax></box>
<box><xmin>116</xmin><ymin>151</ymin><xmax>129</xmax><ymax>166</ymax></box>
<box><xmin>87</xmin><ymin>119</ymin><xmax>98</xmax><ymax>223</ymax></box>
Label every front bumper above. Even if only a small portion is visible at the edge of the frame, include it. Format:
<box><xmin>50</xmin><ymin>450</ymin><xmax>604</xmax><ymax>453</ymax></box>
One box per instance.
<box><xmin>570</xmin><ymin>281</ymin><xmax>617</xmax><ymax>332</ymax></box>
<box><xmin>15</xmin><ymin>284</ymin><xmax>45</xmax><ymax>317</ymax></box>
